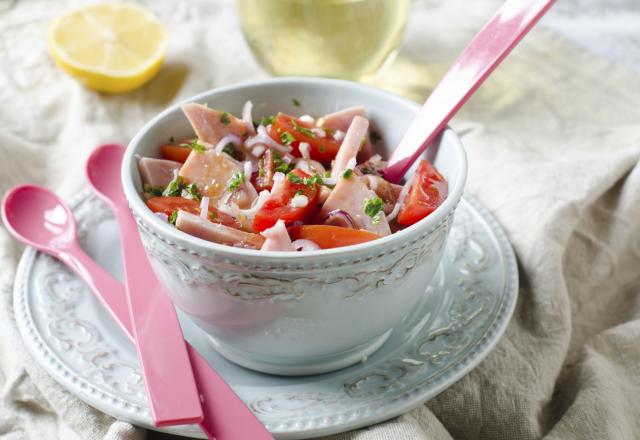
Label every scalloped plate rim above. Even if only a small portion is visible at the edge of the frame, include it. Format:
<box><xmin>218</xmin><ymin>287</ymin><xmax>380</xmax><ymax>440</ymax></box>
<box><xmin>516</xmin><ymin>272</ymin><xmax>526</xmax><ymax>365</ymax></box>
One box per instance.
<box><xmin>12</xmin><ymin>190</ymin><xmax>518</xmax><ymax>439</ymax></box>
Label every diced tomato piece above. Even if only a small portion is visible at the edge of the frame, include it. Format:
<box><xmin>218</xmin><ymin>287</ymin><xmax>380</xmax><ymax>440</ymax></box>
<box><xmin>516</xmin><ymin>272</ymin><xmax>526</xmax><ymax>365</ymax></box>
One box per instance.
<box><xmin>288</xmin><ymin>225</ymin><xmax>380</xmax><ymax>249</ymax></box>
<box><xmin>396</xmin><ymin>160</ymin><xmax>448</xmax><ymax>226</ymax></box>
<box><xmin>252</xmin><ymin>169</ymin><xmax>319</xmax><ymax>232</ymax></box>
<box><xmin>268</xmin><ymin>113</ymin><xmax>341</xmax><ymax>164</ymax></box>
<box><xmin>254</xmin><ymin>148</ymin><xmax>276</xmax><ymax>191</ymax></box>
<box><xmin>160</xmin><ymin>139</ymin><xmax>195</xmax><ymax>162</ymax></box>
<box><xmin>146</xmin><ymin>196</ymin><xmax>243</xmax><ymax>230</ymax></box>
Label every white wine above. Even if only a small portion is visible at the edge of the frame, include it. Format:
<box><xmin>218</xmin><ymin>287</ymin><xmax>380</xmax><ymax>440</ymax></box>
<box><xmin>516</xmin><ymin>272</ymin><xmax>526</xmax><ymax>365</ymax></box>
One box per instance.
<box><xmin>238</xmin><ymin>0</ymin><xmax>411</xmax><ymax>79</ymax></box>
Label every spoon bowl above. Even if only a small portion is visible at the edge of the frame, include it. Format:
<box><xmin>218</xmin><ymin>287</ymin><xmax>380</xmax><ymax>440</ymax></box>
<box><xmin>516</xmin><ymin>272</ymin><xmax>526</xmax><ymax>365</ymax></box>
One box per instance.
<box><xmin>1</xmin><ymin>184</ymin><xmax>77</xmax><ymax>253</ymax></box>
<box><xmin>86</xmin><ymin>144</ymin><xmax>128</xmax><ymax>205</ymax></box>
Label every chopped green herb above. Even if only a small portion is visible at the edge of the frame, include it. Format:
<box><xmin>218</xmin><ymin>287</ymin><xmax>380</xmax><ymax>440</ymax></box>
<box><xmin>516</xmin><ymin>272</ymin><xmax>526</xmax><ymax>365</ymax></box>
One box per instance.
<box><xmin>292</xmin><ymin>98</ymin><xmax>301</xmax><ymax>107</ymax></box>
<box><xmin>181</xmin><ymin>183</ymin><xmax>201</xmax><ymax>200</ymax></box>
<box><xmin>364</xmin><ymin>196</ymin><xmax>384</xmax><ymax>225</ymax></box>
<box><xmin>163</xmin><ymin>175</ymin><xmax>184</xmax><ymax>197</ymax></box>
<box><xmin>295</xmin><ymin>190</ymin><xmax>304</xmax><ymax>195</ymax></box>
<box><xmin>169</xmin><ymin>136</ymin><xmax>175</xmax><ymax>144</ymax></box>
<box><xmin>220</xmin><ymin>112</ymin><xmax>231</xmax><ymax>125</ymax></box>
<box><xmin>292</xmin><ymin>120</ymin><xmax>316</xmax><ymax>138</ymax></box>
<box><xmin>180</xmin><ymin>139</ymin><xmax>206</xmax><ymax>152</ymax></box>
<box><xmin>342</xmin><ymin>169</ymin><xmax>354</xmax><ymax>179</ymax></box>
<box><xmin>221</xmin><ymin>142</ymin><xmax>243</xmax><ymax>160</ymax></box>
<box><xmin>286</xmin><ymin>171</ymin><xmax>303</xmax><ymax>185</ymax></box>
<box><xmin>275</xmin><ymin>161</ymin><xmax>292</xmax><ymax>174</ymax></box>
<box><xmin>324</xmin><ymin>170</ymin><xmax>332</xmax><ymax>177</ymax></box>
<box><xmin>280</xmin><ymin>131</ymin><xmax>296</xmax><ymax>146</ymax></box>
<box><xmin>286</xmin><ymin>171</ymin><xmax>323</xmax><ymax>187</ymax></box>
<box><xmin>360</xmin><ymin>167</ymin><xmax>375</xmax><ymax>175</ymax></box>
<box><xmin>306</xmin><ymin>174</ymin><xmax>323</xmax><ymax>186</ymax></box>
<box><xmin>260</xmin><ymin>115</ymin><xmax>276</xmax><ymax>126</ymax></box>
<box><xmin>369</xmin><ymin>131</ymin><xmax>381</xmax><ymax>144</ymax></box>
<box><xmin>201</xmin><ymin>102</ymin><xmax>209</xmax><ymax>108</ymax></box>
<box><xmin>227</xmin><ymin>172</ymin><xmax>245</xmax><ymax>191</ymax></box>
<box><xmin>169</xmin><ymin>210</ymin><xmax>178</xmax><ymax>226</ymax></box>
<box><xmin>318</xmin><ymin>145</ymin><xmax>326</xmax><ymax>153</ymax></box>
<box><xmin>143</xmin><ymin>183</ymin><xmax>165</xmax><ymax>196</ymax></box>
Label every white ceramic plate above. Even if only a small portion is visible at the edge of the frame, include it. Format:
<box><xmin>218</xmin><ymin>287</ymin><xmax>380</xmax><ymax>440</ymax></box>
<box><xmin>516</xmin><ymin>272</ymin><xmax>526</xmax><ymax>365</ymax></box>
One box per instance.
<box><xmin>13</xmin><ymin>191</ymin><xmax>517</xmax><ymax>439</ymax></box>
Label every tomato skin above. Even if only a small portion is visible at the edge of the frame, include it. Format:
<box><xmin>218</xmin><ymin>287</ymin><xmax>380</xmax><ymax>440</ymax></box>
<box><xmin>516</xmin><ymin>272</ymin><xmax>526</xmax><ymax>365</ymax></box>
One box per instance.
<box><xmin>288</xmin><ymin>225</ymin><xmax>380</xmax><ymax>249</ymax></box>
<box><xmin>396</xmin><ymin>160</ymin><xmax>448</xmax><ymax>226</ymax></box>
<box><xmin>160</xmin><ymin>145</ymin><xmax>191</xmax><ymax>162</ymax></box>
<box><xmin>160</xmin><ymin>139</ymin><xmax>196</xmax><ymax>162</ymax></box>
<box><xmin>252</xmin><ymin>169</ymin><xmax>319</xmax><ymax>232</ymax></box>
<box><xmin>268</xmin><ymin>113</ymin><xmax>341</xmax><ymax>164</ymax></box>
<box><xmin>146</xmin><ymin>197</ymin><xmax>242</xmax><ymax>229</ymax></box>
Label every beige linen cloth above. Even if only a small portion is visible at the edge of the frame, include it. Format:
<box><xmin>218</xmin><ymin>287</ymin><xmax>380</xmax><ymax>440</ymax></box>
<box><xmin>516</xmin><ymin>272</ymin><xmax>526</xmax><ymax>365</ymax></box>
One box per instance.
<box><xmin>1</xmin><ymin>0</ymin><xmax>639</xmax><ymax>439</ymax></box>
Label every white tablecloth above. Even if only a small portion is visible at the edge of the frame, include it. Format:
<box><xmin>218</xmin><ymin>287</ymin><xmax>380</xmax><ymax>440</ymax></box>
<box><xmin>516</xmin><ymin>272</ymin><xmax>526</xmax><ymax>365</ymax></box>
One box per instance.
<box><xmin>1</xmin><ymin>1</ymin><xmax>639</xmax><ymax>439</ymax></box>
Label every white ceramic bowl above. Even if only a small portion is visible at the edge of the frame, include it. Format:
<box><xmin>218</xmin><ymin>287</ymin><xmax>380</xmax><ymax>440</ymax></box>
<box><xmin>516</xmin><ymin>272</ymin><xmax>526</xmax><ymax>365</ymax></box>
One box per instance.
<box><xmin>123</xmin><ymin>78</ymin><xmax>467</xmax><ymax>376</ymax></box>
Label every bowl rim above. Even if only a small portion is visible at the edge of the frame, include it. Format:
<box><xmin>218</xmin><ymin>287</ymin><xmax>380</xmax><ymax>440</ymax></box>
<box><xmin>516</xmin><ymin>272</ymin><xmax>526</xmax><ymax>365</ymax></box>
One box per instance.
<box><xmin>122</xmin><ymin>77</ymin><xmax>467</xmax><ymax>260</ymax></box>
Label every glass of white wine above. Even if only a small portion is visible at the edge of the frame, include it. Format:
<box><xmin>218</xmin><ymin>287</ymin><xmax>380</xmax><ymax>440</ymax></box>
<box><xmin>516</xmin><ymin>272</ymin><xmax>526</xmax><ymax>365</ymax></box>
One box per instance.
<box><xmin>238</xmin><ymin>0</ymin><xmax>411</xmax><ymax>80</ymax></box>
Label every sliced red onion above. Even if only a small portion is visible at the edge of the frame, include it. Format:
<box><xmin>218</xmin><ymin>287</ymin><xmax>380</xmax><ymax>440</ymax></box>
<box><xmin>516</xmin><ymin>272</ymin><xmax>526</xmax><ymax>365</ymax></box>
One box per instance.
<box><xmin>281</xmin><ymin>153</ymin><xmax>294</xmax><ymax>164</ymax></box>
<box><xmin>245</xmin><ymin>125</ymin><xmax>293</xmax><ymax>154</ymax></box>
<box><xmin>322</xmin><ymin>176</ymin><xmax>338</xmax><ymax>186</ymax></box>
<box><xmin>199</xmin><ymin>196</ymin><xmax>210</xmax><ymax>219</ymax></box>
<box><xmin>311</xmin><ymin>128</ymin><xmax>326</xmax><ymax>138</ymax></box>
<box><xmin>155</xmin><ymin>212</ymin><xmax>169</xmax><ymax>222</ymax></box>
<box><xmin>293</xmin><ymin>239</ymin><xmax>321</xmax><ymax>252</ymax></box>
<box><xmin>242</xmin><ymin>100</ymin><xmax>256</xmax><ymax>136</ymax></box>
<box><xmin>243</xmin><ymin>161</ymin><xmax>259</xmax><ymax>200</ymax></box>
<box><xmin>322</xmin><ymin>209</ymin><xmax>356</xmax><ymax>228</ymax></box>
<box><xmin>251</xmin><ymin>145</ymin><xmax>266</xmax><ymax>157</ymax></box>
<box><xmin>214</xmin><ymin>134</ymin><xmax>243</xmax><ymax>154</ymax></box>
<box><xmin>386</xmin><ymin>174</ymin><xmax>416</xmax><ymax>222</ymax></box>
<box><xmin>236</xmin><ymin>189</ymin><xmax>270</xmax><ymax>223</ymax></box>
<box><xmin>299</xmin><ymin>115</ymin><xmax>315</xmax><ymax>124</ymax></box>
<box><xmin>333</xmin><ymin>130</ymin><xmax>345</xmax><ymax>141</ymax></box>
<box><xmin>289</xmin><ymin>194</ymin><xmax>309</xmax><ymax>208</ymax></box>
<box><xmin>299</xmin><ymin>142</ymin><xmax>311</xmax><ymax>160</ymax></box>
<box><xmin>295</xmin><ymin>159</ymin><xmax>311</xmax><ymax>174</ymax></box>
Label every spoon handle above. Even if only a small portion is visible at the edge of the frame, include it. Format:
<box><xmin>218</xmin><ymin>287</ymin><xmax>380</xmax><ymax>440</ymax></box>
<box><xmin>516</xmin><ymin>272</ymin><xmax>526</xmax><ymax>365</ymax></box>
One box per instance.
<box><xmin>60</xmin><ymin>241</ymin><xmax>271</xmax><ymax>439</ymax></box>
<box><xmin>112</xmin><ymin>205</ymin><xmax>203</xmax><ymax>427</ymax></box>
<box><xmin>58</xmin><ymin>244</ymin><xmax>134</xmax><ymax>338</ymax></box>
<box><xmin>384</xmin><ymin>0</ymin><xmax>556</xmax><ymax>183</ymax></box>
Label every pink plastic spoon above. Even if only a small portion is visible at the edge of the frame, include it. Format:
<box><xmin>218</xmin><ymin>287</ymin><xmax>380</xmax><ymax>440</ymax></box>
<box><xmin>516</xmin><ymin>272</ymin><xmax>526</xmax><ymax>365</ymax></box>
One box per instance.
<box><xmin>86</xmin><ymin>144</ymin><xmax>274</xmax><ymax>440</ymax></box>
<box><xmin>86</xmin><ymin>146</ymin><xmax>203</xmax><ymax>427</ymax></box>
<box><xmin>2</xmin><ymin>182</ymin><xmax>273</xmax><ymax>438</ymax></box>
<box><xmin>384</xmin><ymin>0</ymin><xmax>556</xmax><ymax>183</ymax></box>
<box><xmin>1</xmin><ymin>185</ymin><xmax>134</xmax><ymax>338</ymax></box>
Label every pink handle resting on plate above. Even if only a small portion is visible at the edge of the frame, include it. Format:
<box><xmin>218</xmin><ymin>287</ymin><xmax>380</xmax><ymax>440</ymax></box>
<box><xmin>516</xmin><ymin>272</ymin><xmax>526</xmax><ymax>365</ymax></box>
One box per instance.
<box><xmin>86</xmin><ymin>146</ymin><xmax>203</xmax><ymax>427</ymax></box>
<box><xmin>86</xmin><ymin>145</ymin><xmax>273</xmax><ymax>439</ymax></box>
<box><xmin>384</xmin><ymin>0</ymin><xmax>556</xmax><ymax>183</ymax></box>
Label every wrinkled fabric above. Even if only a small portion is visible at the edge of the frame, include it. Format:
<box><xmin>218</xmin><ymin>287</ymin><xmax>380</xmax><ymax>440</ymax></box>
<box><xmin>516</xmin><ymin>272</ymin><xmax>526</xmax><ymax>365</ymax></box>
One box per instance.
<box><xmin>1</xmin><ymin>0</ymin><xmax>639</xmax><ymax>439</ymax></box>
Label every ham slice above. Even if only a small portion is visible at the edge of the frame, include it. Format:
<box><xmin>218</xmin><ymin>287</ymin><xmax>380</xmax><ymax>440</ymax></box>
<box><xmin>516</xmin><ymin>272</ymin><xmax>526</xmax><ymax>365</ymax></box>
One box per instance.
<box><xmin>181</xmin><ymin>103</ymin><xmax>247</xmax><ymax>145</ymax></box>
<box><xmin>331</xmin><ymin>116</ymin><xmax>369</xmax><ymax>179</ymax></box>
<box><xmin>318</xmin><ymin>106</ymin><xmax>365</xmax><ymax>131</ymax></box>
<box><xmin>260</xmin><ymin>219</ymin><xmax>295</xmax><ymax>252</ymax></box>
<box><xmin>179</xmin><ymin>150</ymin><xmax>254</xmax><ymax>208</ymax></box>
<box><xmin>176</xmin><ymin>210</ymin><xmax>264</xmax><ymax>249</ymax></box>
<box><xmin>318</xmin><ymin>106</ymin><xmax>373</xmax><ymax>161</ymax></box>
<box><xmin>318</xmin><ymin>175</ymin><xmax>391</xmax><ymax>236</ymax></box>
<box><xmin>138</xmin><ymin>158</ymin><xmax>181</xmax><ymax>187</ymax></box>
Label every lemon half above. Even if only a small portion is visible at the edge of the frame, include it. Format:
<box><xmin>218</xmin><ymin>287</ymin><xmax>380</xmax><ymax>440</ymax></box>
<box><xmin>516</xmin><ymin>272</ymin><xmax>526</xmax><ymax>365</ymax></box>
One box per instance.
<box><xmin>48</xmin><ymin>3</ymin><xmax>168</xmax><ymax>94</ymax></box>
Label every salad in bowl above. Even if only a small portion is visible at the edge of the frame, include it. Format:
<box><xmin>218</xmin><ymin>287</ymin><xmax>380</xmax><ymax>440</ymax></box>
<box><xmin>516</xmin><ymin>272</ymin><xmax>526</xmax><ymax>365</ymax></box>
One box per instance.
<box><xmin>122</xmin><ymin>78</ymin><xmax>466</xmax><ymax>375</ymax></box>
<box><xmin>137</xmin><ymin>102</ymin><xmax>448</xmax><ymax>252</ymax></box>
